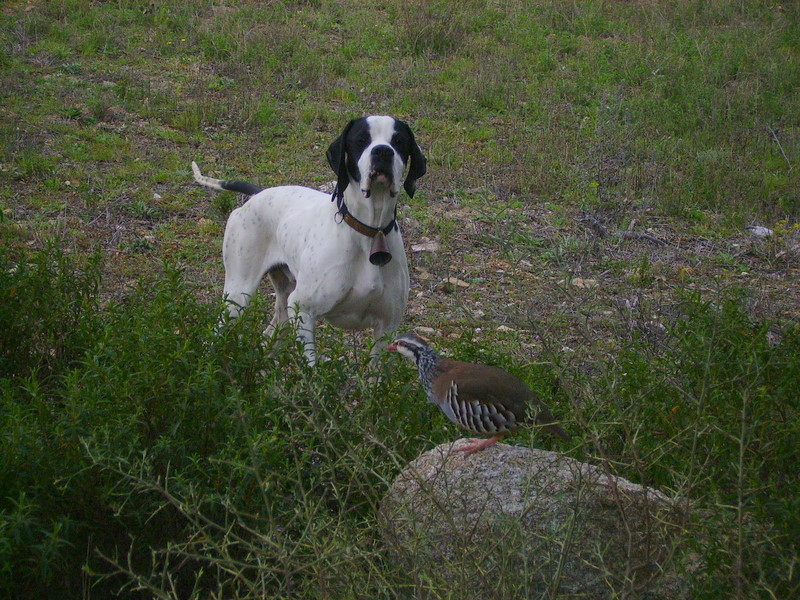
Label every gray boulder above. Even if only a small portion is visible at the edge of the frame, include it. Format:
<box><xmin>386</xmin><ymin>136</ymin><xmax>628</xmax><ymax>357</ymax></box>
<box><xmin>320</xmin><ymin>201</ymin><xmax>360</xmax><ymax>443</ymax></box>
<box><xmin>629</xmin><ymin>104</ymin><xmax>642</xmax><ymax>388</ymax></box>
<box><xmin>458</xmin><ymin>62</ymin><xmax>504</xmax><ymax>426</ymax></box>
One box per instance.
<box><xmin>380</xmin><ymin>439</ymin><xmax>688</xmax><ymax>599</ymax></box>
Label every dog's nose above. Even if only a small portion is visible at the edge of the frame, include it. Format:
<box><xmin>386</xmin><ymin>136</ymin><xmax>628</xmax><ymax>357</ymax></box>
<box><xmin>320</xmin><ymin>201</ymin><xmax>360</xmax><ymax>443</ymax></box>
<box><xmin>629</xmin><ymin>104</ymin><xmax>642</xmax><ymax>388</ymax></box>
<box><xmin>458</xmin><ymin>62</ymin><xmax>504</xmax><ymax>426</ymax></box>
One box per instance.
<box><xmin>371</xmin><ymin>145</ymin><xmax>394</xmax><ymax>162</ymax></box>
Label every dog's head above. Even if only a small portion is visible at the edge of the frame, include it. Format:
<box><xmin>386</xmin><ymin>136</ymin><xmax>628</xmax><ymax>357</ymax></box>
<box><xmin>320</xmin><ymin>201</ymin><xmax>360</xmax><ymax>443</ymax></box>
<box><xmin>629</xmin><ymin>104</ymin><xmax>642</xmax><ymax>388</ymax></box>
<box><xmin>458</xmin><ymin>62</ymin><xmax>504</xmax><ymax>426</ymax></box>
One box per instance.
<box><xmin>326</xmin><ymin>116</ymin><xmax>427</xmax><ymax>200</ymax></box>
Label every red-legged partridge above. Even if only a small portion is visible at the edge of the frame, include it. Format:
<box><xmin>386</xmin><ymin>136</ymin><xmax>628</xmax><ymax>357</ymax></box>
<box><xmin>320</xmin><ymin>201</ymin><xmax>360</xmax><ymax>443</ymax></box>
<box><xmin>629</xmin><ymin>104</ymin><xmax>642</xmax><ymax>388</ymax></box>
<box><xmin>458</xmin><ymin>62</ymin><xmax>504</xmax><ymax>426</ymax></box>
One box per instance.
<box><xmin>388</xmin><ymin>333</ymin><xmax>569</xmax><ymax>456</ymax></box>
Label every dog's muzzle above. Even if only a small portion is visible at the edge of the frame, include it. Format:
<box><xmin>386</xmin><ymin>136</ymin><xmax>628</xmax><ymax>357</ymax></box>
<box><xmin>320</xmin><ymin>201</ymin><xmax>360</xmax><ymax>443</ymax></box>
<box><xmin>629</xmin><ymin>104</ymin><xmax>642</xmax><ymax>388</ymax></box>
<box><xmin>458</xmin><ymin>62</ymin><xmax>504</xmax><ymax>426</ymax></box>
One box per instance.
<box><xmin>363</xmin><ymin>145</ymin><xmax>396</xmax><ymax>198</ymax></box>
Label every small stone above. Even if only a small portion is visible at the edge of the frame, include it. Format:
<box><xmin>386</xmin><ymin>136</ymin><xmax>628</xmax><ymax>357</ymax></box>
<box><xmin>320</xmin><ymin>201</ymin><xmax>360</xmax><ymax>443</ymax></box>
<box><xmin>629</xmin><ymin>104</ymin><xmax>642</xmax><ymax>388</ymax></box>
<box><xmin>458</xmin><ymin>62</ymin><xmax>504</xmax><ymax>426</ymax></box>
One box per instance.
<box><xmin>443</xmin><ymin>277</ymin><xmax>469</xmax><ymax>288</ymax></box>
<box><xmin>319</xmin><ymin>180</ymin><xmax>337</xmax><ymax>193</ymax></box>
<box><xmin>746</xmin><ymin>225</ymin><xmax>774</xmax><ymax>238</ymax></box>
<box><xmin>411</xmin><ymin>239</ymin><xmax>440</xmax><ymax>253</ymax></box>
<box><xmin>439</xmin><ymin>277</ymin><xmax>469</xmax><ymax>294</ymax></box>
<box><xmin>571</xmin><ymin>277</ymin><xmax>598</xmax><ymax>289</ymax></box>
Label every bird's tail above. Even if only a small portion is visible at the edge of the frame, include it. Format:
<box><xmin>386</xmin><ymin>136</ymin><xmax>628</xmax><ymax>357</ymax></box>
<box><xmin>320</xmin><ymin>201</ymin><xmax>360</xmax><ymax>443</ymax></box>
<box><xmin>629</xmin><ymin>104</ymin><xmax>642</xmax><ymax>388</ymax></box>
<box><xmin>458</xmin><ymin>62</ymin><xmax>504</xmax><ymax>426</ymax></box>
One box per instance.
<box><xmin>543</xmin><ymin>422</ymin><xmax>570</xmax><ymax>442</ymax></box>
<box><xmin>533</xmin><ymin>403</ymin><xmax>571</xmax><ymax>442</ymax></box>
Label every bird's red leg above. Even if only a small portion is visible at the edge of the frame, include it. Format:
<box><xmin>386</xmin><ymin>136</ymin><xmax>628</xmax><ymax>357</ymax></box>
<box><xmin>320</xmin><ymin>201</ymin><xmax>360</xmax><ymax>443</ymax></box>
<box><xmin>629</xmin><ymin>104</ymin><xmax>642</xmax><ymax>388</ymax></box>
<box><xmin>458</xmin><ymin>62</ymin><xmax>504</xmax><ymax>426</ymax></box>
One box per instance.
<box><xmin>454</xmin><ymin>434</ymin><xmax>504</xmax><ymax>456</ymax></box>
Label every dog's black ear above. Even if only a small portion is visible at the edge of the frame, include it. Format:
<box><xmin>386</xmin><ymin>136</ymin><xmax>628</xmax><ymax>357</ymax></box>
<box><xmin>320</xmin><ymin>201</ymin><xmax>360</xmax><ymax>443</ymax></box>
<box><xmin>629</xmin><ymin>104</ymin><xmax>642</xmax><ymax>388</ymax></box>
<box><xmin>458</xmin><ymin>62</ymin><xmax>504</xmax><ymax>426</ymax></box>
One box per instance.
<box><xmin>327</xmin><ymin>119</ymin><xmax>357</xmax><ymax>200</ymax></box>
<box><xmin>400</xmin><ymin>122</ymin><xmax>427</xmax><ymax>198</ymax></box>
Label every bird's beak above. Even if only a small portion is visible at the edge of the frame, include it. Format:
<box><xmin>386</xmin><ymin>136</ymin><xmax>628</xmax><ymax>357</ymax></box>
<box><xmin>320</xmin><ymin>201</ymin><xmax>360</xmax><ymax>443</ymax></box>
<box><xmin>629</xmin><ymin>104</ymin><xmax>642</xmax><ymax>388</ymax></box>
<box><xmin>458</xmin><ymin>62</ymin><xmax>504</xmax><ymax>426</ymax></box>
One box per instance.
<box><xmin>387</xmin><ymin>342</ymin><xmax>398</xmax><ymax>351</ymax></box>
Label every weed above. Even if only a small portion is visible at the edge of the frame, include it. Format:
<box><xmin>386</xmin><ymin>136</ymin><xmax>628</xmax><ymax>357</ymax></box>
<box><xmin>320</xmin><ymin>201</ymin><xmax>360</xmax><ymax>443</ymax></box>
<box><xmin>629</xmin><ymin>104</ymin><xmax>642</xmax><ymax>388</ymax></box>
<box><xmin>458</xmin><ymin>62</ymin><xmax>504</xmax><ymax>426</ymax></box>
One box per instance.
<box><xmin>126</xmin><ymin>198</ymin><xmax>160</xmax><ymax>221</ymax></box>
<box><xmin>582</xmin><ymin>290</ymin><xmax>800</xmax><ymax>599</ymax></box>
<box><xmin>9</xmin><ymin>149</ymin><xmax>54</xmax><ymax>180</ymax></box>
<box><xmin>210</xmin><ymin>192</ymin><xmax>237</xmax><ymax>220</ymax></box>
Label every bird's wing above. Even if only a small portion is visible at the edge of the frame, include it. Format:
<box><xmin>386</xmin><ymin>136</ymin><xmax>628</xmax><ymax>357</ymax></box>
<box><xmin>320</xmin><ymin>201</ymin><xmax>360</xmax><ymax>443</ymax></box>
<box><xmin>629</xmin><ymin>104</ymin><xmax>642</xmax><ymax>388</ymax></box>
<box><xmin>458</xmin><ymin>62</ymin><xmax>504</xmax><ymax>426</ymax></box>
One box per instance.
<box><xmin>432</xmin><ymin>361</ymin><xmax>528</xmax><ymax>433</ymax></box>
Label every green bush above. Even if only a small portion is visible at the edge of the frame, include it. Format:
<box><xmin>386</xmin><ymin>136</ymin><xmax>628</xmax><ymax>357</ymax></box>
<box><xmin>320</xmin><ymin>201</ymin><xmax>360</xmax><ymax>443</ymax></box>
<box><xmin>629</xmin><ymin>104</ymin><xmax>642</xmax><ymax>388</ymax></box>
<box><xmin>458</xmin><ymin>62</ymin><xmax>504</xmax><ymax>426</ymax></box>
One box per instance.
<box><xmin>579</xmin><ymin>291</ymin><xmax>800</xmax><ymax>599</ymax></box>
<box><xmin>0</xmin><ymin>241</ymin><xmax>102</xmax><ymax>383</ymax></box>
<box><xmin>0</xmin><ymin>244</ymin><xmax>426</xmax><ymax>598</ymax></box>
<box><xmin>1</xmin><ymin>244</ymin><xmax>799</xmax><ymax>598</ymax></box>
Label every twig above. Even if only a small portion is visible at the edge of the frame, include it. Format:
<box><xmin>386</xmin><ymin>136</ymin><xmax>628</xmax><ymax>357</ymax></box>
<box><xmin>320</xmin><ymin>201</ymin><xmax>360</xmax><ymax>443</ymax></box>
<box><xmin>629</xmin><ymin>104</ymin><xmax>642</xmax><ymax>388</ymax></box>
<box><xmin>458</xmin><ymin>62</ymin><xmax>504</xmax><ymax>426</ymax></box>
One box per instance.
<box><xmin>580</xmin><ymin>211</ymin><xmax>609</xmax><ymax>237</ymax></box>
<box><xmin>618</xmin><ymin>230</ymin><xmax>669</xmax><ymax>245</ymax></box>
<box><xmin>579</xmin><ymin>212</ymin><xmax>669</xmax><ymax>245</ymax></box>
<box><xmin>767</xmin><ymin>126</ymin><xmax>793</xmax><ymax>172</ymax></box>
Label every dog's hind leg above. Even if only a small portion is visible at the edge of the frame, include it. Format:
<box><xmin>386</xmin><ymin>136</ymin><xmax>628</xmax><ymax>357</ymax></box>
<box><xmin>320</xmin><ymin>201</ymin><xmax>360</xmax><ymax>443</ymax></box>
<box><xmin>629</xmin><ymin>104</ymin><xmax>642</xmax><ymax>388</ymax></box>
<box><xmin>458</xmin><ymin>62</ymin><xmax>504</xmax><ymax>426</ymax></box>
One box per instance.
<box><xmin>221</xmin><ymin>255</ymin><xmax>265</xmax><ymax>320</ymax></box>
<box><xmin>222</xmin><ymin>275</ymin><xmax>260</xmax><ymax>320</ymax></box>
<box><xmin>214</xmin><ymin>273</ymin><xmax>260</xmax><ymax>335</ymax></box>
<box><xmin>220</xmin><ymin>205</ymin><xmax>271</xmax><ymax>320</ymax></box>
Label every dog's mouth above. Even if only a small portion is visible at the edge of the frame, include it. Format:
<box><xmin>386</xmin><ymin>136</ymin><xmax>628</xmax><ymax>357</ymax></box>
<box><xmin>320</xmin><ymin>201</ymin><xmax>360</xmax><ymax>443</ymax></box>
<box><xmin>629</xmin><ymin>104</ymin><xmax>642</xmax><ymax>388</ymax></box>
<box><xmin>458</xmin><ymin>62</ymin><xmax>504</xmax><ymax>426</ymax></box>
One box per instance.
<box><xmin>362</xmin><ymin>168</ymin><xmax>395</xmax><ymax>198</ymax></box>
<box><xmin>370</xmin><ymin>170</ymin><xmax>391</xmax><ymax>184</ymax></box>
<box><xmin>369</xmin><ymin>169</ymin><xmax>393</xmax><ymax>186</ymax></box>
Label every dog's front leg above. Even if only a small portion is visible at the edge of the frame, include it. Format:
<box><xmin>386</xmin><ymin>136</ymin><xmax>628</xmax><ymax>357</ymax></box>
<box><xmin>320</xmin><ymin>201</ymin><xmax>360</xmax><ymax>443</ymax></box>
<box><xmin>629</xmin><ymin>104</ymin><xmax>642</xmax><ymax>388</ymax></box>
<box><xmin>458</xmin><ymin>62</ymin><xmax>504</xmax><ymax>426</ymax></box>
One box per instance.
<box><xmin>369</xmin><ymin>319</ymin><xmax>399</xmax><ymax>370</ymax></box>
<box><xmin>369</xmin><ymin>336</ymin><xmax>388</xmax><ymax>369</ymax></box>
<box><xmin>365</xmin><ymin>326</ymin><xmax>396</xmax><ymax>385</ymax></box>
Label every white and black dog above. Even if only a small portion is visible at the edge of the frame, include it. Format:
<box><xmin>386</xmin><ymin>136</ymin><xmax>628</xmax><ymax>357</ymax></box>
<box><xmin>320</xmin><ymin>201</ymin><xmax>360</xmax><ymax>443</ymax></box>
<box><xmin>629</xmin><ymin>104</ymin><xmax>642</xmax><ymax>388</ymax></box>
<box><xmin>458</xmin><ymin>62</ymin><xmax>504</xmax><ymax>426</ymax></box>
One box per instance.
<box><xmin>192</xmin><ymin>116</ymin><xmax>426</xmax><ymax>365</ymax></box>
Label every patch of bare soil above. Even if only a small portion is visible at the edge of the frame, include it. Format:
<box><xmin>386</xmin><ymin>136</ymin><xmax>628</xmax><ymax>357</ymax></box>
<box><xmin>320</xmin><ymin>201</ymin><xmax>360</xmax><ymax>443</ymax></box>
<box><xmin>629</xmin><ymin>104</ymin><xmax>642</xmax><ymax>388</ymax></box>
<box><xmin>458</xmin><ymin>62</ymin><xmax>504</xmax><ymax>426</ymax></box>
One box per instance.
<box><xmin>399</xmin><ymin>188</ymin><xmax>800</xmax><ymax>363</ymax></box>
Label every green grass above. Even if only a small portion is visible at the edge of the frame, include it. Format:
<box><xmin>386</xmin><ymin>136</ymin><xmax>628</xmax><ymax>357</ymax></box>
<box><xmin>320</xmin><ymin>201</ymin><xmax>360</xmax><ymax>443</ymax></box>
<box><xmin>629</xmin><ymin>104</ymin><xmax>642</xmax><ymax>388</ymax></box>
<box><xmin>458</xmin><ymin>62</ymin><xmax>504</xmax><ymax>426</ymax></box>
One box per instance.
<box><xmin>3</xmin><ymin>1</ymin><xmax>797</xmax><ymax>220</ymax></box>
<box><xmin>1</xmin><ymin>0</ymin><xmax>799</xmax><ymax>598</ymax></box>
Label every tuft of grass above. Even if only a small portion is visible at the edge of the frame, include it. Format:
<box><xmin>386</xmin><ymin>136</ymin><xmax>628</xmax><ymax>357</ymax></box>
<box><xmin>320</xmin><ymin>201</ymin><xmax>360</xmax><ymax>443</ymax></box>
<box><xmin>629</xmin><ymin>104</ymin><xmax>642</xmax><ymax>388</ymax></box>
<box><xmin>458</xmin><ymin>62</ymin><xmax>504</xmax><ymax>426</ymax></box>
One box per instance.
<box><xmin>209</xmin><ymin>191</ymin><xmax>237</xmax><ymax>221</ymax></box>
<box><xmin>399</xmin><ymin>0</ymin><xmax>487</xmax><ymax>57</ymax></box>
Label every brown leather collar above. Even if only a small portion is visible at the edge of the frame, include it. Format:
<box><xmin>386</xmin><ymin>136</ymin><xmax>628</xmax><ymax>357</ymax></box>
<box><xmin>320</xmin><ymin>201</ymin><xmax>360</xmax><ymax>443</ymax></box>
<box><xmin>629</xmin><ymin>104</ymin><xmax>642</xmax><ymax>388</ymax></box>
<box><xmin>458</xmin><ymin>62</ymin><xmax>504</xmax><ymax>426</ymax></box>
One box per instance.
<box><xmin>332</xmin><ymin>189</ymin><xmax>397</xmax><ymax>238</ymax></box>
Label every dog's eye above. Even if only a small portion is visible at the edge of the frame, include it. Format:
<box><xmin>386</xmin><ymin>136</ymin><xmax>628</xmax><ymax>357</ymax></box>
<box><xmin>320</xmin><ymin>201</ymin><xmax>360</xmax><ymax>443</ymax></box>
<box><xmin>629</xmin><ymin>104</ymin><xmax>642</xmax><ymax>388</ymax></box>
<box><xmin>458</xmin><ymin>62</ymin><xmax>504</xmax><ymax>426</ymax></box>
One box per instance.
<box><xmin>392</xmin><ymin>134</ymin><xmax>410</xmax><ymax>153</ymax></box>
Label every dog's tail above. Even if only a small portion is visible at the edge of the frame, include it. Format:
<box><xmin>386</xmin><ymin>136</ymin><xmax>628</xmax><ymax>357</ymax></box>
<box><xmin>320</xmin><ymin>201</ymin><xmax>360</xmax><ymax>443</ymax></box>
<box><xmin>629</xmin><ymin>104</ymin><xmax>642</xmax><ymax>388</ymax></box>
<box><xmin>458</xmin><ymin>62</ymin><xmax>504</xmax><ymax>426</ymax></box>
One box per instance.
<box><xmin>191</xmin><ymin>161</ymin><xmax>265</xmax><ymax>196</ymax></box>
